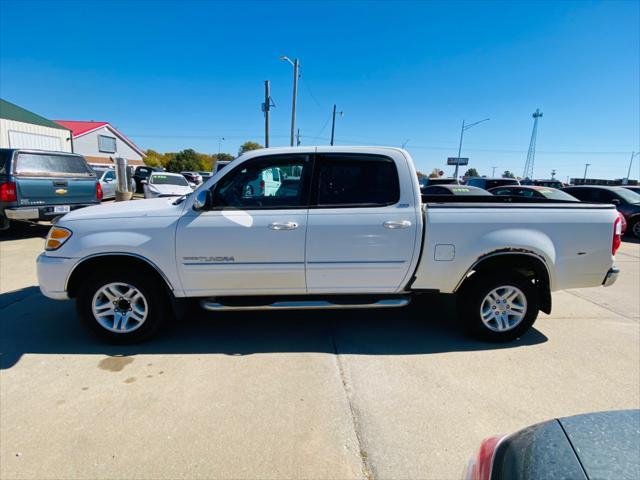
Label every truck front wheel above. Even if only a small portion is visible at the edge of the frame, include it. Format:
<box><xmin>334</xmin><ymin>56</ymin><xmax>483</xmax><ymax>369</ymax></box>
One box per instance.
<box><xmin>76</xmin><ymin>269</ymin><xmax>169</xmax><ymax>343</ymax></box>
<box><xmin>458</xmin><ymin>273</ymin><xmax>539</xmax><ymax>342</ymax></box>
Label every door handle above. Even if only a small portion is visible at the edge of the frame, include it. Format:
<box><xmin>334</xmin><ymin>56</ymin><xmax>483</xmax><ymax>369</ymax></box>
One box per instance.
<box><xmin>269</xmin><ymin>221</ymin><xmax>299</xmax><ymax>231</ymax></box>
<box><xmin>383</xmin><ymin>220</ymin><xmax>412</xmax><ymax>229</ymax></box>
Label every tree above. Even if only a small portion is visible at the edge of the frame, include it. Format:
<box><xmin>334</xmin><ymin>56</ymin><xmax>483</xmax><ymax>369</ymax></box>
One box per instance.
<box><xmin>238</xmin><ymin>141</ymin><xmax>263</xmax><ymax>156</ymax></box>
<box><xmin>165</xmin><ymin>149</ymin><xmax>200</xmax><ymax>173</ymax></box>
<box><xmin>502</xmin><ymin>170</ymin><xmax>515</xmax><ymax>178</ymax></box>
<box><xmin>215</xmin><ymin>153</ymin><xmax>234</xmax><ymax>162</ymax></box>
<box><xmin>464</xmin><ymin>168</ymin><xmax>479</xmax><ymax>177</ymax></box>
<box><xmin>143</xmin><ymin>149</ymin><xmax>164</xmax><ymax>168</ymax></box>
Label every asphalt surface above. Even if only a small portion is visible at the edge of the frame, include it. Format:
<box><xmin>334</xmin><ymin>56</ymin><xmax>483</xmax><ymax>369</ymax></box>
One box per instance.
<box><xmin>1</xmin><ymin>222</ymin><xmax>639</xmax><ymax>480</ymax></box>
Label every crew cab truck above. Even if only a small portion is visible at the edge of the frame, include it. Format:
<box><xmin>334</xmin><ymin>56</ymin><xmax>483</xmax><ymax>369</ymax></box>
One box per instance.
<box><xmin>1</xmin><ymin>149</ymin><xmax>100</xmax><ymax>230</ymax></box>
<box><xmin>36</xmin><ymin>147</ymin><xmax>622</xmax><ymax>343</ymax></box>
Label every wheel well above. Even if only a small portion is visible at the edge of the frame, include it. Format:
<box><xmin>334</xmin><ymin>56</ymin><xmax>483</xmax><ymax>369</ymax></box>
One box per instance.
<box><xmin>67</xmin><ymin>255</ymin><xmax>172</xmax><ymax>299</ymax></box>
<box><xmin>459</xmin><ymin>253</ymin><xmax>552</xmax><ymax>314</ymax></box>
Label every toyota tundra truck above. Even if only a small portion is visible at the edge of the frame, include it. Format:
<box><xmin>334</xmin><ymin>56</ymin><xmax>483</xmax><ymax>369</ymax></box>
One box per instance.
<box><xmin>36</xmin><ymin>147</ymin><xmax>621</xmax><ymax>343</ymax></box>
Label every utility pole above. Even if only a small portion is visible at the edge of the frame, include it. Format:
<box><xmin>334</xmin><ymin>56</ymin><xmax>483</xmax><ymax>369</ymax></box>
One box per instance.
<box><xmin>583</xmin><ymin>163</ymin><xmax>591</xmax><ymax>182</ymax></box>
<box><xmin>280</xmin><ymin>56</ymin><xmax>299</xmax><ymax>147</ymax></box>
<box><xmin>624</xmin><ymin>152</ymin><xmax>638</xmax><ymax>185</ymax></box>
<box><xmin>491</xmin><ymin>166</ymin><xmax>497</xmax><ymax>177</ymax></box>
<box><xmin>551</xmin><ymin>169</ymin><xmax>556</xmax><ymax>179</ymax></box>
<box><xmin>296</xmin><ymin>128</ymin><xmax>301</xmax><ymax>146</ymax></box>
<box><xmin>453</xmin><ymin>117</ymin><xmax>490</xmax><ymax>180</ymax></box>
<box><xmin>263</xmin><ymin>80</ymin><xmax>273</xmax><ymax>148</ymax></box>
<box><xmin>217</xmin><ymin>137</ymin><xmax>225</xmax><ymax>154</ymax></box>
<box><xmin>330</xmin><ymin>104</ymin><xmax>344</xmax><ymax>146</ymax></box>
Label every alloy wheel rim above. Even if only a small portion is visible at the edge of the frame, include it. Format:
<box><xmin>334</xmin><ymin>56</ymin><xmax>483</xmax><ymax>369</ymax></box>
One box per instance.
<box><xmin>92</xmin><ymin>282</ymin><xmax>148</xmax><ymax>333</ymax></box>
<box><xmin>633</xmin><ymin>221</ymin><xmax>640</xmax><ymax>238</ymax></box>
<box><xmin>480</xmin><ymin>285</ymin><xmax>527</xmax><ymax>332</ymax></box>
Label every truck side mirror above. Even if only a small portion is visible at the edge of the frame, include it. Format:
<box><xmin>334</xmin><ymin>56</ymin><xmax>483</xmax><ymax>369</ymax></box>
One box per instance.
<box><xmin>140</xmin><ymin>179</ymin><xmax>148</xmax><ymax>185</ymax></box>
<box><xmin>611</xmin><ymin>198</ymin><xmax>621</xmax><ymax>206</ymax></box>
<box><xmin>193</xmin><ymin>189</ymin><xmax>212</xmax><ymax>211</ymax></box>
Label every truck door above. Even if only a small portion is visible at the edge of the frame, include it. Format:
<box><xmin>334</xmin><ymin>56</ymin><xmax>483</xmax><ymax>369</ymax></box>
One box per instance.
<box><xmin>175</xmin><ymin>153</ymin><xmax>312</xmax><ymax>296</ymax></box>
<box><xmin>305</xmin><ymin>152</ymin><xmax>417</xmax><ymax>293</ymax></box>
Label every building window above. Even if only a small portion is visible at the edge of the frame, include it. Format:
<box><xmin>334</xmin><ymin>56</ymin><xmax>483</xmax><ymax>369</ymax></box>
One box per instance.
<box><xmin>98</xmin><ymin>135</ymin><xmax>116</xmax><ymax>153</ymax></box>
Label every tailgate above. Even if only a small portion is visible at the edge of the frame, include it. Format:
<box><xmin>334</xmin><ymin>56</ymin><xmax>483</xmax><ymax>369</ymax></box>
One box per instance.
<box><xmin>16</xmin><ymin>177</ymin><xmax>97</xmax><ymax>206</ymax></box>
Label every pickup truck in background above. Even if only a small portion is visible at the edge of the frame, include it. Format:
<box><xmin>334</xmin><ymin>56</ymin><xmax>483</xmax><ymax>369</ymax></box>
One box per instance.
<box><xmin>36</xmin><ymin>147</ymin><xmax>622</xmax><ymax>343</ymax></box>
<box><xmin>1</xmin><ymin>149</ymin><xmax>101</xmax><ymax>230</ymax></box>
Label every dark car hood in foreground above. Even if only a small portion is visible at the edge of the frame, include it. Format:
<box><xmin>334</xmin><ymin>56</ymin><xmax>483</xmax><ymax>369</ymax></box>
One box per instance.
<box><xmin>491</xmin><ymin>409</ymin><xmax>639</xmax><ymax>480</ymax></box>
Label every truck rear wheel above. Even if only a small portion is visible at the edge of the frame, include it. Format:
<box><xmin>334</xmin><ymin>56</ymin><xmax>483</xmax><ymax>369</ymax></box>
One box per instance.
<box><xmin>458</xmin><ymin>273</ymin><xmax>539</xmax><ymax>342</ymax></box>
<box><xmin>76</xmin><ymin>269</ymin><xmax>169</xmax><ymax>343</ymax></box>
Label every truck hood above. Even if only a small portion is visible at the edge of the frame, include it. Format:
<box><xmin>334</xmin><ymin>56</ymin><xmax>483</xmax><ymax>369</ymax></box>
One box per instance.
<box><xmin>59</xmin><ymin>197</ymin><xmax>185</xmax><ymax>221</ymax></box>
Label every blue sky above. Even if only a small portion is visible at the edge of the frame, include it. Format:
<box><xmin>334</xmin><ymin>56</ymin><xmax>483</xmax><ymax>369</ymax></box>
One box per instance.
<box><xmin>1</xmin><ymin>0</ymin><xmax>638</xmax><ymax>180</ymax></box>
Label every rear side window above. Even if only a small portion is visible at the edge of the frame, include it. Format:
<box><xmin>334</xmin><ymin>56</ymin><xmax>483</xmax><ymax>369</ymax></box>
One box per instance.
<box><xmin>315</xmin><ymin>154</ymin><xmax>400</xmax><ymax>207</ymax></box>
<box><xmin>0</xmin><ymin>149</ymin><xmax>11</xmax><ymax>174</ymax></box>
<box><xmin>14</xmin><ymin>153</ymin><xmax>93</xmax><ymax>177</ymax></box>
<box><xmin>466</xmin><ymin>178</ymin><xmax>483</xmax><ymax>188</ymax></box>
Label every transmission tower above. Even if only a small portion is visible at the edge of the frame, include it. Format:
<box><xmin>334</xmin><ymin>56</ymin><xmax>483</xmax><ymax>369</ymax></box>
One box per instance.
<box><xmin>523</xmin><ymin>109</ymin><xmax>543</xmax><ymax>179</ymax></box>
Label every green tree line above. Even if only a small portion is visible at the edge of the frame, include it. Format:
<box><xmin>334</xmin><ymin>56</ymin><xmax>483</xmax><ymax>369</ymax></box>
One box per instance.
<box><xmin>143</xmin><ymin>141</ymin><xmax>263</xmax><ymax>173</ymax></box>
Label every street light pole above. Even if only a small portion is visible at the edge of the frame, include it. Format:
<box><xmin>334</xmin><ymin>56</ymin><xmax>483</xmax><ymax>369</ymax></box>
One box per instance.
<box><xmin>491</xmin><ymin>166</ymin><xmax>497</xmax><ymax>177</ymax></box>
<box><xmin>583</xmin><ymin>163</ymin><xmax>591</xmax><ymax>182</ymax></box>
<box><xmin>453</xmin><ymin>117</ymin><xmax>490</xmax><ymax>180</ymax></box>
<box><xmin>280</xmin><ymin>56</ymin><xmax>299</xmax><ymax>147</ymax></box>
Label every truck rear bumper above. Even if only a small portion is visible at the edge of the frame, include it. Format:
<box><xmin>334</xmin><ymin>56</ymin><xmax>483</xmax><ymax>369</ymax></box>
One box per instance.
<box><xmin>602</xmin><ymin>267</ymin><xmax>620</xmax><ymax>287</ymax></box>
<box><xmin>4</xmin><ymin>204</ymin><xmax>97</xmax><ymax>221</ymax></box>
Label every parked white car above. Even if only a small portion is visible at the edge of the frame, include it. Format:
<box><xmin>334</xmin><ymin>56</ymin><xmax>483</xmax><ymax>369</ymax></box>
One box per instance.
<box><xmin>92</xmin><ymin>166</ymin><xmax>117</xmax><ymax>200</ymax></box>
<box><xmin>37</xmin><ymin>146</ymin><xmax>621</xmax><ymax>343</ymax></box>
<box><xmin>244</xmin><ymin>166</ymin><xmax>282</xmax><ymax>197</ymax></box>
<box><xmin>143</xmin><ymin>172</ymin><xmax>192</xmax><ymax>198</ymax></box>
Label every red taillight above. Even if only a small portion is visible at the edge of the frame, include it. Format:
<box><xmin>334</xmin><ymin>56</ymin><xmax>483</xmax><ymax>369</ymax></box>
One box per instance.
<box><xmin>96</xmin><ymin>181</ymin><xmax>103</xmax><ymax>201</ymax></box>
<box><xmin>259</xmin><ymin>179</ymin><xmax>265</xmax><ymax>193</ymax></box>
<box><xmin>467</xmin><ymin>435</ymin><xmax>503</xmax><ymax>480</ymax></box>
<box><xmin>612</xmin><ymin>215</ymin><xmax>622</xmax><ymax>255</ymax></box>
<box><xmin>0</xmin><ymin>181</ymin><xmax>17</xmax><ymax>202</ymax></box>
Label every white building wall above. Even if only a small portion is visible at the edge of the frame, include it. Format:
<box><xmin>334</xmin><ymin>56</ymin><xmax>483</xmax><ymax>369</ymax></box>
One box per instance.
<box><xmin>72</xmin><ymin>126</ymin><xmax>143</xmax><ymax>163</ymax></box>
<box><xmin>0</xmin><ymin>119</ymin><xmax>72</xmax><ymax>152</ymax></box>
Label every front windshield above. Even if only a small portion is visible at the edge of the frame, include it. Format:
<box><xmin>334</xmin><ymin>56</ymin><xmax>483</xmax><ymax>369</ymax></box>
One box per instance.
<box><xmin>614</xmin><ymin>187</ymin><xmax>640</xmax><ymax>204</ymax></box>
<box><xmin>150</xmin><ymin>174</ymin><xmax>188</xmax><ymax>186</ymax></box>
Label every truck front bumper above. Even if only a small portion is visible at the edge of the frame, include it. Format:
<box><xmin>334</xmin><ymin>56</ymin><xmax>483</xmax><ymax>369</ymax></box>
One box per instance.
<box><xmin>36</xmin><ymin>253</ymin><xmax>77</xmax><ymax>300</ymax></box>
<box><xmin>602</xmin><ymin>267</ymin><xmax>620</xmax><ymax>287</ymax></box>
<box><xmin>4</xmin><ymin>204</ymin><xmax>97</xmax><ymax>221</ymax></box>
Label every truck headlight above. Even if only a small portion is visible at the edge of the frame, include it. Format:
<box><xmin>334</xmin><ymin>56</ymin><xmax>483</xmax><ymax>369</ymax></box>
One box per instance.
<box><xmin>45</xmin><ymin>226</ymin><xmax>72</xmax><ymax>251</ymax></box>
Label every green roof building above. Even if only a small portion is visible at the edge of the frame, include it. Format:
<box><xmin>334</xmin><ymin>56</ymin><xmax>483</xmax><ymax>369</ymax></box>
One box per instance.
<box><xmin>0</xmin><ymin>98</ymin><xmax>73</xmax><ymax>152</ymax></box>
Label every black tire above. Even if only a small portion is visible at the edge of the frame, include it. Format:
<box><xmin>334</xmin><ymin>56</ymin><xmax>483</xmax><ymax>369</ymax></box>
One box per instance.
<box><xmin>629</xmin><ymin>217</ymin><xmax>640</xmax><ymax>239</ymax></box>
<box><xmin>457</xmin><ymin>272</ymin><xmax>539</xmax><ymax>342</ymax></box>
<box><xmin>76</xmin><ymin>268</ymin><xmax>170</xmax><ymax>343</ymax></box>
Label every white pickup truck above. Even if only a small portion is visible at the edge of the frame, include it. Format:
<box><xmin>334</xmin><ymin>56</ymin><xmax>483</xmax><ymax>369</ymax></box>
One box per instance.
<box><xmin>37</xmin><ymin>147</ymin><xmax>622</xmax><ymax>343</ymax></box>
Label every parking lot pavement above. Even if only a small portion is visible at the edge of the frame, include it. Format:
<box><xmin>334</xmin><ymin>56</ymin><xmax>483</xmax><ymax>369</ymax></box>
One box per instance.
<box><xmin>1</xmin><ymin>227</ymin><xmax>639</xmax><ymax>480</ymax></box>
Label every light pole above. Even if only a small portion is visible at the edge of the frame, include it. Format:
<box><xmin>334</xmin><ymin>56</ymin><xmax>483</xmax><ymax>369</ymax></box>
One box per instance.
<box><xmin>454</xmin><ymin>118</ymin><xmax>490</xmax><ymax>180</ymax></box>
<box><xmin>280</xmin><ymin>56</ymin><xmax>299</xmax><ymax>147</ymax></box>
<box><xmin>583</xmin><ymin>163</ymin><xmax>591</xmax><ymax>182</ymax></box>
<box><xmin>217</xmin><ymin>137</ymin><xmax>225</xmax><ymax>154</ymax></box>
<box><xmin>491</xmin><ymin>166</ymin><xmax>497</xmax><ymax>177</ymax></box>
<box><xmin>624</xmin><ymin>152</ymin><xmax>639</xmax><ymax>185</ymax></box>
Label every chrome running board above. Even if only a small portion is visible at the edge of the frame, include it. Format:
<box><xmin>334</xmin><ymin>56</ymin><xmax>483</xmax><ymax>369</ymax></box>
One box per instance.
<box><xmin>200</xmin><ymin>297</ymin><xmax>410</xmax><ymax>312</ymax></box>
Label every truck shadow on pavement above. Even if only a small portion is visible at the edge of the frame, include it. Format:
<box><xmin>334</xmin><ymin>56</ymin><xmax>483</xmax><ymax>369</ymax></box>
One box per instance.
<box><xmin>0</xmin><ymin>288</ymin><xmax>548</xmax><ymax>369</ymax></box>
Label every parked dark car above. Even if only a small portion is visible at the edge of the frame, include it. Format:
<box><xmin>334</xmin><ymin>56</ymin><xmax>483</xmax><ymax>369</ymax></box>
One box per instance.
<box><xmin>132</xmin><ymin>166</ymin><xmax>163</xmax><ymax>193</ymax></box>
<box><xmin>563</xmin><ymin>185</ymin><xmax>640</xmax><ymax>238</ymax></box>
<box><xmin>465</xmin><ymin>409</ymin><xmax>639</xmax><ymax>480</ymax></box>
<box><xmin>489</xmin><ymin>185</ymin><xmax>579</xmax><ymax>201</ymax></box>
<box><xmin>1</xmin><ymin>148</ymin><xmax>100</xmax><ymax>230</ymax></box>
<box><xmin>422</xmin><ymin>184</ymin><xmax>491</xmax><ymax>195</ymax></box>
<box><xmin>623</xmin><ymin>185</ymin><xmax>640</xmax><ymax>195</ymax></box>
<box><xmin>465</xmin><ymin>177</ymin><xmax>520</xmax><ymax>189</ymax></box>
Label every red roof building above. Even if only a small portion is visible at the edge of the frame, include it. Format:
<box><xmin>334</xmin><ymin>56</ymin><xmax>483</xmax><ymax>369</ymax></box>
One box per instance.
<box><xmin>53</xmin><ymin>120</ymin><xmax>145</xmax><ymax>166</ymax></box>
